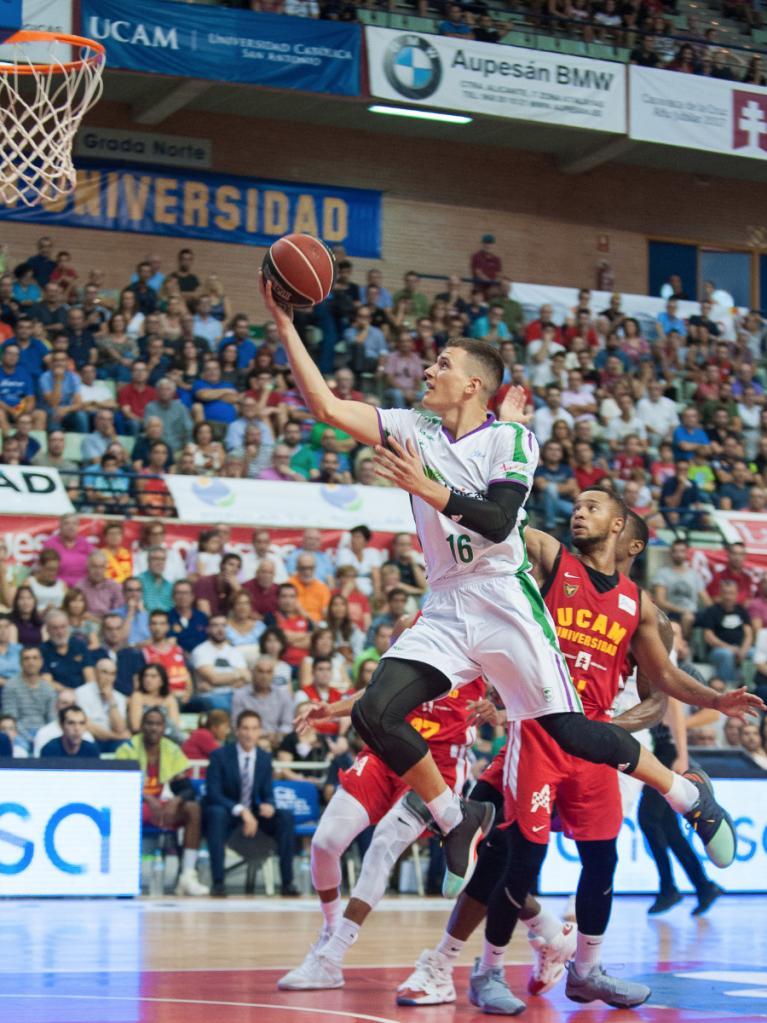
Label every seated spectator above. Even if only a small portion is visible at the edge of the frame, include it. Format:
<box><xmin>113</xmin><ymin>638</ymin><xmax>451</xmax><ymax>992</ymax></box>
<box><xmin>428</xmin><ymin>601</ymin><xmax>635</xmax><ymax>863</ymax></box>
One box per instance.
<box><xmin>191</xmin><ymin>614</ymin><xmax>250</xmax><ymax>711</ymax></box>
<box><xmin>131</xmin><ymin>418</ymin><xmax>172</xmax><ymax>472</ymax></box>
<box><xmin>190</xmin><ymin>529</ymin><xmax>222</xmax><ymax>578</ymax></box>
<box><xmin>285</xmin><ymin>528</ymin><xmax>335</xmax><ymax>584</ymax></box>
<box><xmin>748</xmin><ymin>575</ymin><xmax>767</xmax><ymax>633</ymax></box>
<box><xmin>127</xmin><ymin>259</ymin><xmax>159</xmax><ymax>315</ymax></box>
<box><xmin>367</xmin><ymin>587</ymin><xmax>408</xmax><ymax>647</ymax></box>
<box><xmin>89</xmin><ymin>613</ymin><xmax>145</xmax><ymax>697</ymax></box>
<box><xmin>3</xmin><ymin>647</ymin><xmax>56</xmax><ymax>750</ymax></box>
<box><xmin>118</xmin><ymin>360</ymin><xmax>157</xmax><ymax>435</ymax></box>
<box><xmin>0</xmin><ymin>714</ymin><xmax>29</xmax><ymax>758</ymax></box>
<box><xmin>10</xmin><ymin>585</ymin><xmax>44</xmax><ymax>647</ymax></box>
<box><xmin>258</xmin><ymin>627</ymin><xmax>293</xmax><ymax>688</ymax></box>
<box><xmin>700</xmin><ymin>580</ymin><xmax>753</xmax><ymax>683</ymax></box>
<box><xmin>61</xmin><ymin>588</ymin><xmax>100</xmax><ymax>649</ymax></box>
<box><xmin>27</xmin><ymin>548</ymin><xmax>67</xmax><ymax>614</ymax></box>
<box><xmin>439</xmin><ymin>2</ymin><xmax>472</xmax><ymax>35</ymax></box>
<box><xmin>143</xmin><ymin>610</ymin><xmax>193</xmax><ymax>706</ymax></box>
<box><xmin>289</xmin><ymin>554</ymin><xmax>331</xmax><ymax>624</ymax></box>
<box><xmin>263</xmin><ymin>583</ymin><xmax>313</xmax><ymax>672</ymax></box>
<box><xmin>335</xmin><ymin>525</ymin><xmax>381</xmax><ymax>600</ymax></box>
<box><xmin>706</xmin><ymin>541</ymin><xmax>754</xmax><ymax>604</ymax></box>
<box><xmin>572</xmin><ymin>439</ymin><xmax>608</xmax><ymax>491</ymax></box>
<box><xmin>31</xmin><ymin>429</ymin><xmax>79</xmax><ymax>488</ymax></box>
<box><xmin>258</xmin><ymin>442</ymin><xmax>305</xmax><ymax>482</ymax></box>
<box><xmin>382</xmin><ymin>330</ymin><xmax>423</xmax><ymax>409</ymax></box>
<box><xmin>323</xmin><ymin>592</ymin><xmax>366</xmax><ymax>663</ymax></box>
<box><xmin>231</xmin><ymin>657</ymin><xmax>294</xmax><ymax>750</ymax></box>
<box><xmin>116</xmin><ymin>706</ymin><xmax>209</xmax><ymax>896</ymax></box>
<box><xmin>331</xmin><ymin>566</ymin><xmax>371</xmax><ymax>636</ymax></box>
<box><xmin>40</xmin><ymin>703</ymin><xmax>100</xmax><ymax>758</ymax></box>
<box><xmin>135</xmin><ymin>440</ymin><xmax>172</xmax><ymax>516</ymax></box>
<box><xmin>740</xmin><ymin>721</ymin><xmax>767</xmax><ymax>771</ymax></box>
<box><xmin>128</xmin><ymin>662</ymin><xmax>181</xmax><ymax>736</ymax></box>
<box><xmin>470</xmin><ymin>304</ymin><xmax>511</xmax><ymax>345</ymax></box>
<box><xmin>133</xmin><ymin>521</ymin><xmax>187</xmax><ymax>582</ymax></box>
<box><xmin>80</xmin><ymin>408</ymin><xmax>118</xmax><ymax>465</ymax></box>
<box><xmin>718</xmin><ymin>459</ymin><xmax>754</xmax><ymax>511</ymax></box>
<box><xmin>204</xmin><ymin>709</ymin><xmax>297</xmax><ymax>897</ymax></box>
<box><xmin>101</xmin><ymin>522</ymin><xmax>134</xmax><ymax>584</ymax></box>
<box><xmin>195</xmin><ymin>552</ymin><xmax>243</xmax><ymax>618</ymax></box>
<box><xmin>604</xmin><ymin>395</ymin><xmax>647</xmax><ymax>453</ymax></box>
<box><xmin>139</xmin><ymin>546</ymin><xmax>174</xmax><ymax>612</ymax></box>
<box><xmin>182</xmin><ymin>709</ymin><xmax>231</xmax><ymax>774</ymax></box>
<box><xmin>532</xmin><ymin>385</ymin><xmax>574</xmax><ymax>444</ymax></box>
<box><xmin>12</xmin><ymin>263</ymin><xmax>42</xmax><ymax>307</ymax></box>
<box><xmin>382</xmin><ymin>533</ymin><xmax>426</xmax><ymax>599</ymax></box>
<box><xmin>352</xmin><ymin>622</ymin><xmax>393</xmax><ymax>679</ymax></box>
<box><xmin>83</xmin><ymin>451</ymin><xmax>131</xmax><ymax>514</ymax></box>
<box><xmin>169</xmin><ymin>579</ymin><xmax>210</xmax><ymax>653</ymax></box>
<box><xmin>0</xmin><ymin>615</ymin><xmax>21</xmax><ymax>688</ymax></box>
<box><xmin>115</xmin><ymin>576</ymin><xmax>151</xmax><ymax>646</ymax></box>
<box><xmin>144</xmin><ymin>377</ymin><xmax>193</xmax><ymax>450</ymax></box>
<box><xmin>652</xmin><ymin>539</ymin><xmax>709</xmax><ymax>636</ymax></box>
<box><xmin>77</xmin><ymin>549</ymin><xmax>124</xmax><ymax>618</ymax></box>
<box><xmin>41</xmin><ymin>610</ymin><xmax>95</xmax><ymax>690</ymax></box>
<box><xmin>43</xmin><ymin>514</ymin><xmax>94</xmax><ymax>588</ymax></box>
<box><xmin>298</xmin><ymin>627</ymin><xmax>352</xmax><ymax>692</ymax></box>
<box><xmin>672</xmin><ymin>407</ymin><xmax>709</xmax><ymax>462</ymax></box>
<box><xmin>226</xmin><ymin>590</ymin><xmax>265</xmax><ymax>652</ymax></box>
<box><xmin>0</xmin><ymin>342</ymin><xmax>38</xmax><ymax>433</ymax></box>
<box><xmin>659</xmin><ymin>461</ymin><xmax>710</xmax><ymax>530</ymax></box>
<box><xmin>192</xmin><ymin>357</ymin><xmax>241</xmax><ymax>427</ymax></box>
<box><xmin>532</xmin><ymin>440</ymin><xmax>577</xmax><ymax>533</ymax></box>
<box><xmin>12</xmin><ymin>410</ymin><xmax>41</xmax><ymax>463</ymax></box>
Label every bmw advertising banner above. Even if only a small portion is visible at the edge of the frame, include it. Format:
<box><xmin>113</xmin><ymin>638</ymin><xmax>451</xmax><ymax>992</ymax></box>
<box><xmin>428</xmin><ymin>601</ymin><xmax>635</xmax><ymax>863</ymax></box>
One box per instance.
<box><xmin>366</xmin><ymin>28</ymin><xmax>626</xmax><ymax>133</ymax></box>
<box><xmin>630</xmin><ymin>65</ymin><xmax>767</xmax><ymax>160</ymax></box>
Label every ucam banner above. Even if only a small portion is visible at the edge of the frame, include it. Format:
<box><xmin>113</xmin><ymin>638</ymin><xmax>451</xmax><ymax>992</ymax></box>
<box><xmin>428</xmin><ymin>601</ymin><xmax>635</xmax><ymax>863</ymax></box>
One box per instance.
<box><xmin>80</xmin><ymin>0</ymin><xmax>361</xmax><ymax>96</ymax></box>
<box><xmin>0</xmin><ymin>163</ymin><xmax>382</xmax><ymax>258</ymax></box>
<box><xmin>164</xmin><ymin>476</ymin><xmax>415</xmax><ymax>532</ymax></box>
<box><xmin>0</xmin><ymin>465</ymin><xmax>73</xmax><ymax>516</ymax></box>
<box><xmin>630</xmin><ymin>65</ymin><xmax>767</xmax><ymax>160</ymax></box>
<box><xmin>366</xmin><ymin>28</ymin><xmax>626</xmax><ymax>133</ymax></box>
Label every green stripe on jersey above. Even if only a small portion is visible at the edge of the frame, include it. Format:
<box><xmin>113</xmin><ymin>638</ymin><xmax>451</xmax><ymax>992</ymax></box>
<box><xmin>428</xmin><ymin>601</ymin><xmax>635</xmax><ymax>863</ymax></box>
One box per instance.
<box><xmin>512</xmin><ymin>426</ymin><xmax>528</xmax><ymax>465</ymax></box>
<box><xmin>517</xmin><ymin>570</ymin><xmax>583</xmax><ymax>712</ymax></box>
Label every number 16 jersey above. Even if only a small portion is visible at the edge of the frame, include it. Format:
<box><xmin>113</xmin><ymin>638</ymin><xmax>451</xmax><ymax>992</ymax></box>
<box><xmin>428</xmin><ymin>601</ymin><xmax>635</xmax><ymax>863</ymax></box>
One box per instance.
<box><xmin>375</xmin><ymin>408</ymin><xmax>539</xmax><ymax>588</ymax></box>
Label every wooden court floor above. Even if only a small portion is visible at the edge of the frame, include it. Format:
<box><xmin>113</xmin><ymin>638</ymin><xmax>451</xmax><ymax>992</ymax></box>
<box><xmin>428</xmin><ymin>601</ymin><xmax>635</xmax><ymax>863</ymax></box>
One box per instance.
<box><xmin>1</xmin><ymin>894</ymin><xmax>765</xmax><ymax>1022</ymax></box>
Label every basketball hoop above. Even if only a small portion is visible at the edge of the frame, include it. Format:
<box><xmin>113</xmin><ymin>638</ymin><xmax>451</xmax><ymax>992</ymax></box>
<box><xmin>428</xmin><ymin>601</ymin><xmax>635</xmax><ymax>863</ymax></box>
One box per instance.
<box><xmin>0</xmin><ymin>31</ymin><xmax>105</xmax><ymax>208</ymax></box>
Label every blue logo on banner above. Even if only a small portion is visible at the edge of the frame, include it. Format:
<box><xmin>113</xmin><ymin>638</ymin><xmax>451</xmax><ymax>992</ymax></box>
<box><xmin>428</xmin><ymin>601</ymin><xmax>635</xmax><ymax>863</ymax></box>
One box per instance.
<box><xmin>0</xmin><ymin>802</ymin><xmax>111</xmax><ymax>876</ymax></box>
<box><xmin>80</xmin><ymin>0</ymin><xmax>361</xmax><ymax>96</ymax></box>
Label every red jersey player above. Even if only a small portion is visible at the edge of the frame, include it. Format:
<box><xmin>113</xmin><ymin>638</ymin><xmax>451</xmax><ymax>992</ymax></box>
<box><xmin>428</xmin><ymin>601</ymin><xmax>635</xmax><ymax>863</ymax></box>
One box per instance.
<box><xmin>278</xmin><ymin>666</ymin><xmax>485</xmax><ymax>991</ymax></box>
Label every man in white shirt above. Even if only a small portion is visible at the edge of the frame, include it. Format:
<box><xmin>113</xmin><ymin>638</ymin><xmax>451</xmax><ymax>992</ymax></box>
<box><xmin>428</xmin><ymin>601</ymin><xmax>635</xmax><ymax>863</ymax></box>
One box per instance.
<box><xmin>636</xmin><ymin>379</ymin><xmax>679</xmax><ymax>452</ymax></box>
<box><xmin>75</xmin><ymin>658</ymin><xmax>131</xmax><ymax>752</ymax></box>
<box><xmin>240</xmin><ymin>528</ymin><xmax>288</xmax><ymax>583</ymax></box>
<box><xmin>527</xmin><ymin>326</ymin><xmax>566</xmax><ymax>392</ymax></box>
<box><xmin>191</xmin><ymin>615</ymin><xmax>250</xmax><ymax>712</ymax></box>
<box><xmin>604</xmin><ymin>393</ymin><xmax>648</xmax><ymax>452</ymax></box>
<box><xmin>531</xmin><ymin>384</ymin><xmax>574</xmax><ymax>444</ymax></box>
<box><xmin>78</xmin><ymin>363</ymin><xmax>118</xmax><ymax>415</ymax></box>
<box><xmin>28</xmin><ymin>549</ymin><xmax>68</xmax><ymax>613</ymax></box>
<box><xmin>560</xmin><ymin>369</ymin><xmax>598</xmax><ymax>423</ymax></box>
<box><xmin>192</xmin><ymin>294</ymin><xmax>223</xmax><ymax>351</ymax></box>
<box><xmin>33</xmin><ymin>688</ymin><xmax>95</xmax><ymax>756</ymax></box>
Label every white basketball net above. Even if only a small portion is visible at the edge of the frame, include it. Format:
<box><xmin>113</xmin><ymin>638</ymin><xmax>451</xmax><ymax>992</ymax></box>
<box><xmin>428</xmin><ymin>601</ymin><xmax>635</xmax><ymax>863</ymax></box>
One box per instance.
<box><xmin>0</xmin><ymin>33</ymin><xmax>105</xmax><ymax>208</ymax></box>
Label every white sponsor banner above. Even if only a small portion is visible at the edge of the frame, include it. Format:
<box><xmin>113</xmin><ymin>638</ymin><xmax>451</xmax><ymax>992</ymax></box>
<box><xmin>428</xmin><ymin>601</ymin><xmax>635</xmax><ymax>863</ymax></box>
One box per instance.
<box><xmin>630</xmin><ymin>65</ymin><xmax>767</xmax><ymax>161</ymax></box>
<box><xmin>367</xmin><ymin>27</ymin><xmax>626</xmax><ymax>133</ymax></box>
<box><xmin>0</xmin><ymin>0</ymin><xmax>72</xmax><ymax>62</ymax></box>
<box><xmin>0</xmin><ymin>465</ymin><xmax>74</xmax><ymax>515</ymax></box>
<box><xmin>0</xmin><ymin>765</ymin><xmax>141</xmax><ymax>896</ymax></box>
<box><xmin>164</xmin><ymin>475</ymin><xmax>416</xmax><ymax>532</ymax></box>
<box><xmin>541</xmin><ymin>779</ymin><xmax>767</xmax><ymax>894</ymax></box>
<box><xmin>75</xmin><ymin>126</ymin><xmax>213</xmax><ymax>170</ymax></box>
<box><xmin>509</xmin><ymin>281</ymin><xmax>741</xmax><ymax>340</ymax></box>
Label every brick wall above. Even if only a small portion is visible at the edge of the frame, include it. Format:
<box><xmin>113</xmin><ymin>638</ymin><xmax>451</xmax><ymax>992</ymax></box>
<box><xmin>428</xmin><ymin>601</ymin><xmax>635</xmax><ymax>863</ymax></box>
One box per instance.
<box><xmin>1</xmin><ymin>100</ymin><xmax>763</xmax><ymax>319</ymax></box>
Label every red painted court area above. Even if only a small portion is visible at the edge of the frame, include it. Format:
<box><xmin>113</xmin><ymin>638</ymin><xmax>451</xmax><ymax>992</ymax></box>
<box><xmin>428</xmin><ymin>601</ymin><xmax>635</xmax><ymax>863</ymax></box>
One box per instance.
<box><xmin>4</xmin><ymin>963</ymin><xmax>767</xmax><ymax>1023</ymax></box>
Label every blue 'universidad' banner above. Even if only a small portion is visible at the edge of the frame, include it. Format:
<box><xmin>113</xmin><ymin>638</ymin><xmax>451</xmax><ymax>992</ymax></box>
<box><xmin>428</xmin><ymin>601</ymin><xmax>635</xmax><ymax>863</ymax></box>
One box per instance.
<box><xmin>0</xmin><ymin>163</ymin><xmax>382</xmax><ymax>258</ymax></box>
<box><xmin>79</xmin><ymin>0</ymin><xmax>361</xmax><ymax>96</ymax></box>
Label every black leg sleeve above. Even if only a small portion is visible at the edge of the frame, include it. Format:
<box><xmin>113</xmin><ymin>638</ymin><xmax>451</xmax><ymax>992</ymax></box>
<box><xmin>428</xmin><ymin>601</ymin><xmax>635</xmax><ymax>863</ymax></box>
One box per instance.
<box><xmin>538</xmin><ymin>712</ymin><xmax>642</xmax><ymax>774</ymax></box>
<box><xmin>484</xmin><ymin>823</ymin><xmax>549</xmax><ymax>948</ymax></box>
<box><xmin>464</xmin><ymin>825</ymin><xmax>510</xmax><ymax>906</ymax></box>
<box><xmin>350</xmin><ymin>657</ymin><xmax>452</xmax><ymax>777</ymax></box>
<box><xmin>574</xmin><ymin>839</ymin><xmax>618</xmax><ymax>936</ymax></box>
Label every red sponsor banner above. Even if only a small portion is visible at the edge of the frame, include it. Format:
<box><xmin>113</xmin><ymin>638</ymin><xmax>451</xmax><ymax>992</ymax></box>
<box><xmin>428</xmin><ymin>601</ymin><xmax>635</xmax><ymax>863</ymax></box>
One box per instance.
<box><xmin>0</xmin><ymin>516</ymin><xmax>396</xmax><ymax>574</ymax></box>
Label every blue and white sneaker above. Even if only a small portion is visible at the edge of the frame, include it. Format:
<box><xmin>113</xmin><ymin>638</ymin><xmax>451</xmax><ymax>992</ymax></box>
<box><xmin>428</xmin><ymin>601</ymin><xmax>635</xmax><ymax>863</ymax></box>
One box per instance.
<box><xmin>469</xmin><ymin>957</ymin><xmax>525</xmax><ymax>1016</ymax></box>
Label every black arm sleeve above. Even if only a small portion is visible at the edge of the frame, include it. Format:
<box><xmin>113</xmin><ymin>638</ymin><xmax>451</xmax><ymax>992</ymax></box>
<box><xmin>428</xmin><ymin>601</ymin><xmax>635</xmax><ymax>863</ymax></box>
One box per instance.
<box><xmin>443</xmin><ymin>481</ymin><xmax>527</xmax><ymax>544</ymax></box>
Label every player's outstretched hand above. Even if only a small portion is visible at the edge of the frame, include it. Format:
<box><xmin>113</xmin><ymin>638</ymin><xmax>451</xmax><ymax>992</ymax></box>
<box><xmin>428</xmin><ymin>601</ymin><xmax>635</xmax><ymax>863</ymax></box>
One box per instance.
<box><xmin>467</xmin><ymin>698</ymin><xmax>505</xmax><ymax>727</ymax></box>
<box><xmin>714</xmin><ymin>686</ymin><xmax>766</xmax><ymax>723</ymax></box>
<box><xmin>498</xmin><ymin>384</ymin><xmax>532</xmax><ymax>425</ymax></box>
<box><xmin>259</xmin><ymin>270</ymin><xmax>294</xmax><ymax>331</ymax></box>
<box><xmin>374</xmin><ymin>437</ymin><xmax>428</xmax><ymax>497</ymax></box>
<box><xmin>293</xmin><ymin>700</ymin><xmax>332</xmax><ymax>735</ymax></box>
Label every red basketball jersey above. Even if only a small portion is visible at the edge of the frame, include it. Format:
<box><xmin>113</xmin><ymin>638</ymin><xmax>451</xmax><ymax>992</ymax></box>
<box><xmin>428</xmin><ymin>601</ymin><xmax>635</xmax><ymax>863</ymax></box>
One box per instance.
<box><xmin>542</xmin><ymin>547</ymin><xmax>640</xmax><ymax>720</ymax></box>
<box><xmin>406</xmin><ymin>677</ymin><xmax>485</xmax><ymax>750</ymax></box>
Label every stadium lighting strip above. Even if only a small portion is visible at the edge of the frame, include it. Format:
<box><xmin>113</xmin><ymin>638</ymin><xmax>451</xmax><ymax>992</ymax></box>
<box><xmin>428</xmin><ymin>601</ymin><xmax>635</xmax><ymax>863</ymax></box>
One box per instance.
<box><xmin>368</xmin><ymin>104</ymin><xmax>472</xmax><ymax>125</ymax></box>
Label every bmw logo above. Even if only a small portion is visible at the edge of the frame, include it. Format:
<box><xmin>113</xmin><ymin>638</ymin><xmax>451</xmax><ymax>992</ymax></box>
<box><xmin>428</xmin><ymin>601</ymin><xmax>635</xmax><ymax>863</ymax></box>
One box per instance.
<box><xmin>384</xmin><ymin>35</ymin><xmax>442</xmax><ymax>101</ymax></box>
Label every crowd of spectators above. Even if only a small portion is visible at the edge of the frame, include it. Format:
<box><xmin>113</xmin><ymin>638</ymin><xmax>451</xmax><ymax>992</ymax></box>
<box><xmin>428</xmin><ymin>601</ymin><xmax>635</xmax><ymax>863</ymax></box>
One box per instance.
<box><xmin>2</xmin><ymin>229</ymin><xmax>767</xmax><ymax>895</ymax></box>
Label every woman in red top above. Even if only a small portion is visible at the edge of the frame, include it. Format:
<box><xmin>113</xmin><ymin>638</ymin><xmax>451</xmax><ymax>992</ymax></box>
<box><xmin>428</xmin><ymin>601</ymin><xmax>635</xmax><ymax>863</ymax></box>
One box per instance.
<box><xmin>182</xmin><ymin>709</ymin><xmax>231</xmax><ymax>778</ymax></box>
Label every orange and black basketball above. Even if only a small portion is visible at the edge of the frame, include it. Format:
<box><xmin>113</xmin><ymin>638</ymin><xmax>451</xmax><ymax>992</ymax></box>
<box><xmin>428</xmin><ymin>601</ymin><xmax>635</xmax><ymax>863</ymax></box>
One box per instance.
<box><xmin>262</xmin><ymin>233</ymin><xmax>336</xmax><ymax>309</ymax></box>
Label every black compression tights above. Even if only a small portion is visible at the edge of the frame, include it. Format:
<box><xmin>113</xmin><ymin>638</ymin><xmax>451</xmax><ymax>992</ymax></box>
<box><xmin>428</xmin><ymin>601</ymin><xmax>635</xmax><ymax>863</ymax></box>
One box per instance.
<box><xmin>350</xmin><ymin>657</ymin><xmax>452</xmax><ymax>776</ymax></box>
<box><xmin>483</xmin><ymin>823</ymin><xmax>549</xmax><ymax>948</ymax></box>
<box><xmin>575</xmin><ymin>839</ymin><xmax>619</xmax><ymax>936</ymax></box>
<box><xmin>538</xmin><ymin>712</ymin><xmax>642</xmax><ymax>774</ymax></box>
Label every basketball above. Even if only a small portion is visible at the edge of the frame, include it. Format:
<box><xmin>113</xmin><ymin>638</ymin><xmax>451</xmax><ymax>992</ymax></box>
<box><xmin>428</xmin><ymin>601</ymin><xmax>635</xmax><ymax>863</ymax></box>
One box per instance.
<box><xmin>262</xmin><ymin>233</ymin><xmax>336</xmax><ymax>309</ymax></box>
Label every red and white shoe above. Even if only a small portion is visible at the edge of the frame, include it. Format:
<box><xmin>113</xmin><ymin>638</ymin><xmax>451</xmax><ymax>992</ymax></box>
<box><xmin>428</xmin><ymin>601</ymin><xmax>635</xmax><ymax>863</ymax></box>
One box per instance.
<box><xmin>397</xmin><ymin>949</ymin><xmax>457</xmax><ymax>1005</ymax></box>
<box><xmin>528</xmin><ymin>922</ymin><xmax>577</xmax><ymax>996</ymax></box>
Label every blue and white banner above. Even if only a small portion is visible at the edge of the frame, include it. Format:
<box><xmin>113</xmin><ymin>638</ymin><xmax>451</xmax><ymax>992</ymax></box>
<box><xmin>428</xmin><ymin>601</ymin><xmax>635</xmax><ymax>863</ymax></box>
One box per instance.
<box><xmin>0</xmin><ymin>163</ymin><xmax>382</xmax><ymax>258</ymax></box>
<box><xmin>0</xmin><ymin>764</ymin><xmax>141</xmax><ymax>896</ymax></box>
<box><xmin>541</xmin><ymin>779</ymin><xmax>767</xmax><ymax>894</ymax></box>
<box><xmin>80</xmin><ymin>0</ymin><xmax>361</xmax><ymax>96</ymax></box>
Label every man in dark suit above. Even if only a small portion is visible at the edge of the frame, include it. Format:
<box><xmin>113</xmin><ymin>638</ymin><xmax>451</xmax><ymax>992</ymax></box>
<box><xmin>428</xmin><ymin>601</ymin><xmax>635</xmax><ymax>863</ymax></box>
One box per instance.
<box><xmin>0</xmin><ymin>731</ymin><xmax>12</xmax><ymax>757</ymax></box>
<box><xmin>205</xmin><ymin>709</ymin><xmax>298</xmax><ymax>897</ymax></box>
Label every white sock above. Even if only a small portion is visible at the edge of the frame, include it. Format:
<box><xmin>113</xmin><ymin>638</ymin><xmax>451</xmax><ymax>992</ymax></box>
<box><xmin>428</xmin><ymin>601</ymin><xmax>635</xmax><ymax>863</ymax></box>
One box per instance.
<box><xmin>320</xmin><ymin>896</ymin><xmax>343</xmax><ymax>937</ymax></box>
<box><xmin>663</xmin><ymin>773</ymin><xmax>698</xmax><ymax>814</ymax></box>
<box><xmin>525</xmin><ymin>907</ymin><xmax>563</xmax><ymax>944</ymax></box>
<box><xmin>182</xmin><ymin>849</ymin><xmax>198</xmax><ymax>874</ymax></box>
<box><xmin>322</xmin><ymin>918</ymin><xmax>360</xmax><ymax>965</ymax></box>
<box><xmin>478</xmin><ymin>939</ymin><xmax>506</xmax><ymax>974</ymax></box>
<box><xmin>426</xmin><ymin>788</ymin><xmax>462</xmax><ymax>833</ymax></box>
<box><xmin>436</xmin><ymin>932</ymin><xmax>465</xmax><ymax>961</ymax></box>
<box><xmin>574</xmin><ymin>932</ymin><xmax>603</xmax><ymax>977</ymax></box>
